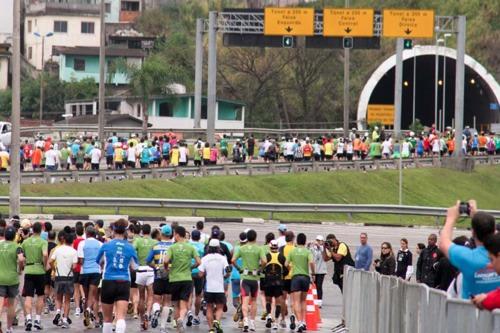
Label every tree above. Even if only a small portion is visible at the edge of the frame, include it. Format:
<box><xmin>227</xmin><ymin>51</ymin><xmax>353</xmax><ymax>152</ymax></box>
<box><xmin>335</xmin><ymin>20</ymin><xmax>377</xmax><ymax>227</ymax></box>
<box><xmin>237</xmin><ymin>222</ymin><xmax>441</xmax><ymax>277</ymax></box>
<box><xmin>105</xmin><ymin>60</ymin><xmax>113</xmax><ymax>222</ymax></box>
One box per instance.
<box><xmin>0</xmin><ymin>89</ymin><xmax>12</xmax><ymax>119</ymax></box>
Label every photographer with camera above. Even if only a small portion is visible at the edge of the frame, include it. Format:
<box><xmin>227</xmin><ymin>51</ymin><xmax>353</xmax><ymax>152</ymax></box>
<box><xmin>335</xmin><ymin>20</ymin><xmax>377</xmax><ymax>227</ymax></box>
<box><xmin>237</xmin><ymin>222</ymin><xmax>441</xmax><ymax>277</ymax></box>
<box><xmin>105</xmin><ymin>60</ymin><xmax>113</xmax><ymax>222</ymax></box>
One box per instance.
<box><xmin>439</xmin><ymin>200</ymin><xmax>500</xmax><ymax>299</ymax></box>
<box><xmin>322</xmin><ymin>234</ymin><xmax>354</xmax><ymax>293</ymax></box>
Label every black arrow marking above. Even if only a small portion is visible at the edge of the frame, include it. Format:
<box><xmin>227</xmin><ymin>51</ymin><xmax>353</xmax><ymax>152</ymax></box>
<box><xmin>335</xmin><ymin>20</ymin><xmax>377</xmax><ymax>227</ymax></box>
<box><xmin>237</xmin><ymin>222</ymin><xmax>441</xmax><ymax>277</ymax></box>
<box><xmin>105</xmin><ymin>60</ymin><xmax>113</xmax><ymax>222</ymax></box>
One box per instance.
<box><xmin>404</xmin><ymin>28</ymin><xmax>412</xmax><ymax>35</ymax></box>
<box><xmin>285</xmin><ymin>26</ymin><xmax>293</xmax><ymax>33</ymax></box>
<box><xmin>344</xmin><ymin>27</ymin><xmax>352</xmax><ymax>33</ymax></box>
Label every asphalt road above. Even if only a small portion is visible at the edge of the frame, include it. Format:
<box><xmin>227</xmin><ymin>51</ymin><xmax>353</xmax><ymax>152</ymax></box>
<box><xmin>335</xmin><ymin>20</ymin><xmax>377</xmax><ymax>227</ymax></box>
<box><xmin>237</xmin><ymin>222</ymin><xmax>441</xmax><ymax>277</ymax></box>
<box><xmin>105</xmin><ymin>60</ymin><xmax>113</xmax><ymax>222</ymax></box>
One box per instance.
<box><xmin>4</xmin><ymin>221</ymin><xmax>470</xmax><ymax>333</ymax></box>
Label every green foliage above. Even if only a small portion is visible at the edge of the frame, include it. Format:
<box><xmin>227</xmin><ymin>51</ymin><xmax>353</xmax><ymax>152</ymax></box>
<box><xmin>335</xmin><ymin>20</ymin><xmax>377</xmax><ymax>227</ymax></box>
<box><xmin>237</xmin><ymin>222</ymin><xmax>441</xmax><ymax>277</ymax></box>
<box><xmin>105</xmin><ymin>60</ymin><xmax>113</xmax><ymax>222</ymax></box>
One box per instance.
<box><xmin>0</xmin><ymin>89</ymin><xmax>12</xmax><ymax>119</ymax></box>
<box><xmin>409</xmin><ymin>119</ymin><xmax>425</xmax><ymax>133</ymax></box>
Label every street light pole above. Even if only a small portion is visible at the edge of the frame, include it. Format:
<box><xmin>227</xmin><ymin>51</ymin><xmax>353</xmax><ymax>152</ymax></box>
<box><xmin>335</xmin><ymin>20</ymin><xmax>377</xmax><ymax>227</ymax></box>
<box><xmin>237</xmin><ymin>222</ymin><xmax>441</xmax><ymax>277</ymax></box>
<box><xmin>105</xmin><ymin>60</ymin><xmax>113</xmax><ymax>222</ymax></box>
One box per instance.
<box><xmin>412</xmin><ymin>45</ymin><xmax>420</xmax><ymax>126</ymax></box>
<box><xmin>97</xmin><ymin>0</ymin><xmax>106</xmax><ymax>147</ymax></box>
<box><xmin>343</xmin><ymin>0</ymin><xmax>350</xmax><ymax>137</ymax></box>
<box><xmin>442</xmin><ymin>33</ymin><xmax>452</xmax><ymax>132</ymax></box>
<box><xmin>39</xmin><ymin>36</ymin><xmax>44</xmax><ymax>126</ymax></box>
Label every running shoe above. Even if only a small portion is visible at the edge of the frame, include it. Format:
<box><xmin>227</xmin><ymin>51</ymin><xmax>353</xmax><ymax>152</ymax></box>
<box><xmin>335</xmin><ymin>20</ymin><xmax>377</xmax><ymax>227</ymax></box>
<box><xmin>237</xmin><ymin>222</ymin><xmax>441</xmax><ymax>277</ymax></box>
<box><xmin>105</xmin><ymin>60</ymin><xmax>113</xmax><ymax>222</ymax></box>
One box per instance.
<box><xmin>272</xmin><ymin>322</ymin><xmax>278</xmax><ymax>330</ymax></box>
<box><xmin>266</xmin><ymin>315</ymin><xmax>272</xmax><ymax>329</ymax></box>
<box><xmin>261</xmin><ymin>312</ymin><xmax>268</xmax><ymax>321</ymax></box>
<box><xmin>83</xmin><ymin>309</ymin><xmax>91</xmax><ymax>328</ymax></box>
<box><xmin>192</xmin><ymin>317</ymin><xmax>201</xmax><ymax>326</ymax></box>
<box><xmin>279</xmin><ymin>320</ymin><xmax>287</xmax><ymax>329</ymax></box>
<box><xmin>176</xmin><ymin>319</ymin><xmax>184</xmax><ymax>333</ymax></box>
<box><xmin>289</xmin><ymin>315</ymin><xmax>296</xmax><ymax>330</ymax></box>
<box><xmin>33</xmin><ymin>320</ymin><xmax>43</xmax><ymax>330</ymax></box>
<box><xmin>243</xmin><ymin>318</ymin><xmax>249</xmax><ymax>333</ymax></box>
<box><xmin>52</xmin><ymin>313</ymin><xmax>61</xmax><ymax>326</ymax></box>
<box><xmin>25</xmin><ymin>319</ymin><xmax>32</xmax><ymax>332</ymax></box>
<box><xmin>141</xmin><ymin>314</ymin><xmax>149</xmax><ymax>331</ymax></box>
<box><xmin>127</xmin><ymin>303</ymin><xmax>134</xmax><ymax>315</ymax></box>
<box><xmin>75</xmin><ymin>308</ymin><xmax>81</xmax><ymax>318</ymax></box>
<box><xmin>61</xmin><ymin>320</ymin><xmax>69</xmax><ymax>329</ymax></box>
<box><xmin>150</xmin><ymin>309</ymin><xmax>161</xmax><ymax>328</ymax></box>
<box><xmin>167</xmin><ymin>307</ymin><xmax>173</xmax><ymax>323</ymax></box>
<box><xmin>186</xmin><ymin>312</ymin><xmax>193</xmax><ymax>327</ymax></box>
<box><xmin>213</xmin><ymin>320</ymin><xmax>223</xmax><ymax>333</ymax></box>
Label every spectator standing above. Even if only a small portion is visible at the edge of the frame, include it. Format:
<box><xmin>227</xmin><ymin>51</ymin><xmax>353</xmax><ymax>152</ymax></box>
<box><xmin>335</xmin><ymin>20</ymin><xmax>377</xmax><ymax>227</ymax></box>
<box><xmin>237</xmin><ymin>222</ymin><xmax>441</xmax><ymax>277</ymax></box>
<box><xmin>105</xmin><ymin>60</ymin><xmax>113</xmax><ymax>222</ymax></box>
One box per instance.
<box><xmin>308</xmin><ymin>235</ymin><xmax>327</xmax><ymax>307</ymax></box>
<box><xmin>395</xmin><ymin>238</ymin><xmax>413</xmax><ymax>280</ymax></box>
<box><xmin>354</xmin><ymin>233</ymin><xmax>373</xmax><ymax>271</ymax></box>
<box><xmin>472</xmin><ymin>233</ymin><xmax>500</xmax><ymax>310</ymax></box>
<box><xmin>433</xmin><ymin>249</ymin><xmax>457</xmax><ymax>291</ymax></box>
<box><xmin>276</xmin><ymin>225</ymin><xmax>287</xmax><ymax>248</ymax></box>
<box><xmin>323</xmin><ymin>234</ymin><xmax>354</xmax><ymax>292</ymax></box>
<box><xmin>439</xmin><ymin>200</ymin><xmax>500</xmax><ymax>299</ymax></box>
<box><xmin>374</xmin><ymin>242</ymin><xmax>396</xmax><ymax>275</ymax></box>
<box><xmin>416</xmin><ymin>234</ymin><xmax>439</xmax><ymax>287</ymax></box>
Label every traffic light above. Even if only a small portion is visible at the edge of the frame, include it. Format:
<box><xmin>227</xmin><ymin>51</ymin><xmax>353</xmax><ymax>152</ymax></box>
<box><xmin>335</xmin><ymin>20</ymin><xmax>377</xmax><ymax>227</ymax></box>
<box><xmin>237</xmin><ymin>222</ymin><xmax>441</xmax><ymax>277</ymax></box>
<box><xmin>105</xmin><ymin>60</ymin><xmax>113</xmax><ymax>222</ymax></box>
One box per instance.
<box><xmin>404</xmin><ymin>39</ymin><xmax>413</xmax><ymax>49</ymax></box>
<box><xmin>343</xmin><ymin>37</ymin><xmax>353</xmax><ymax>49</ymax></box>
<box><xmin>282</xmin><ymin>36</ymin><xmax>293</xmax><ymax>48</ymax></box>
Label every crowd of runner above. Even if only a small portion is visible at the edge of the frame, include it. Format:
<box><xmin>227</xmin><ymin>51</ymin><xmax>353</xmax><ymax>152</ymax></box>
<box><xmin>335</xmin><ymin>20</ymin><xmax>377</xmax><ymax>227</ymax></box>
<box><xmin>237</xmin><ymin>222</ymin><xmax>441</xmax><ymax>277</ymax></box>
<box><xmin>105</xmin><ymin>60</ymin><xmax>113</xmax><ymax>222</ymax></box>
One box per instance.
<box><xmin>1</xmin><ymin>125</ymin><xmax>499</xmax><ymax>172</ymax></box>
<box><xmin>0</xmin><ymin>201</ymin><xmax>498</xmax><ymax>333</ymax></box>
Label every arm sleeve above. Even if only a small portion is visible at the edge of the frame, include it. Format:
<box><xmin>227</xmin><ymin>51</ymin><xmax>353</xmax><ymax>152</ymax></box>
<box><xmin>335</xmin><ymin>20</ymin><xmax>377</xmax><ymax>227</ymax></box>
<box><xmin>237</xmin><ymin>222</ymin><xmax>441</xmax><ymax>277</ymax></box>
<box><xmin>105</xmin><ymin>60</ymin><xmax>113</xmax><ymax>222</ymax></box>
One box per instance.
<box><xmin>72</xmin><ymin>251</ymin><xmax>78</xmax><ymax>264</ymax></box>
<box><xmin>77</xmin><ymin>241</ymin><xmax>84</xmax><ymax>259</ymax></box>
<box><xmin>389</xmin><ymin>257</ymin><xmax>396</xmax><ymax>276</ymax></box>
<box><xmin>145</xmin><ymin>248</ymin><xmax>154</xmax><ymax>264</ymax></box>
<box><xmin>482</xmin><ymin>289</ymin><xmax>500</xmax><ymax>311</ymax></box>
<box><xmin>198</xmin><ymin>260</ymin><xmax>205</xmax><ymax>272</ymax></box>
<box><xmin>405</xmin><ymin>265</ymin><xmax>414</xmax><ymax>280</ymax></box>
<box><xmin>337</xmin><ymin>243</ymin><xmax>348</xmax><ymax>256</ymax></box>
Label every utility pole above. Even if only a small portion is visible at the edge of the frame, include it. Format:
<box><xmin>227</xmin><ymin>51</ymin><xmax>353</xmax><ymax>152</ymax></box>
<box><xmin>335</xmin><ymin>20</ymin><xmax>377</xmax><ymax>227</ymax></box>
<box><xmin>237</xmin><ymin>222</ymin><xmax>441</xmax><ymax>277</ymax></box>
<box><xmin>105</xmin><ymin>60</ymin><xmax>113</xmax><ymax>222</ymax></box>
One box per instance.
<box><xmin>97</xmin><ymin>0</ymin><xmax>106</xmax><ymax>146</ymax></box>
<box><xmin>342</xmin><ymin>0</ymin><xmax>350</xmax><ymax>137</ymax></box>
<box><xmin>206</xmin><ymin>11</ymin><xmax>217</xmax><ymax>145</ymax></box>
<box><xmin>393</xmin><ymin>38</ymin><xmax>403</xmax><ymax>138</ymax></box>
<box><xmin>194</xmin><ymin>18</ymin><xmax>203</xmax><ymax>129</ymax></box>
<box><xmin>10</xmin><ymin>0</ymin><xmax>21</xmax><ymax>216</ymax></box>
<box><xmin>39</xmin><ymin>36</ymin><xmax>45</xmax><ymax>125</ymax></box>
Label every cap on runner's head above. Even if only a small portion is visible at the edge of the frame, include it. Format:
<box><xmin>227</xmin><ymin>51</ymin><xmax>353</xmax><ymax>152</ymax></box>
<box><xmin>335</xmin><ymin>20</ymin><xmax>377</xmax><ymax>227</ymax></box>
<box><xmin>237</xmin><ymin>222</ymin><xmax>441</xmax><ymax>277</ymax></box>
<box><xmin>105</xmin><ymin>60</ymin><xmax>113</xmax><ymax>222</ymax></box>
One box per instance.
<box><xmin>316</xmin><ymin>235</ymin><xmax>324</xmax><ymax>241</ymax></box>
<box><xmin>191</xmin><ymin>230</ymin><xmax>201</xmax><ymax>240</ymax></box>
<box><xmin>278</xmin><ymin>224</ymin><xmax>287</xmax><ymax>232</ymax></box>
<box><xmin>239</xmin><ymin>232</ymin><xmax>248</xmax><ymax>243</ymax></box>
<box><xmin>211</xmin><ymin>228</ymin><xmax>220</xmax><ymax>239</ymax></box>
<box><xmin>209</xmin><ymin>239</ymin><xmax>220</xmax><ymax>247</ymax></box>
<box><xmin>270</xmin><ymin>240</ymin><xmax>278</xmax><ymax>250</ymax></box>
<box><xmin>161</xmin><ymin>225</ymin><xmax>172</xmax><ymax>236</ymax></box>
<box><xmin>21</xmin><ymin>219</ymin><xmax>32</xmax><ymax>229</ymax></box>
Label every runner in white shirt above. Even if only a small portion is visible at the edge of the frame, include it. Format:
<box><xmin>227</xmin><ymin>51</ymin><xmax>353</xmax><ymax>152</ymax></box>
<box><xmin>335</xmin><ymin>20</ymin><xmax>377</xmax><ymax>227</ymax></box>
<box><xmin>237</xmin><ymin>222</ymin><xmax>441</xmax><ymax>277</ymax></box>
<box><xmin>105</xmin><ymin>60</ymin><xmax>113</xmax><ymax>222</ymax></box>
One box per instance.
<box><xmin>179</xmin><ymin>144</ymin><xmax>189</xmax><ymax>166</ymax></box>
<box><xmin>90</xmin><ymin>145</ymin><xmax>102</xmax><ymax>170</ymax></box>
<box><xmin>381</xmin><ymin>139</ymin><xmax>392</xmax><ymax>159</ymax></box>
<box><xmin>198</xmin><ymin>239</ymin><xmax>230</xmax><ymax>333</ymax></box>
<box><xmin>45</xmin><ymin>146</ymin><xmax>60</xmax><ymax>171</ymax></box>
<box><xmin>127</xmin><ymin>142</ymin><xmax>137</xmax><ymax>169</ymax></box>
<box><xmin>336</xmin><ymin>139</ymin><xmax>345</xmax><ymax>160</ymax></box>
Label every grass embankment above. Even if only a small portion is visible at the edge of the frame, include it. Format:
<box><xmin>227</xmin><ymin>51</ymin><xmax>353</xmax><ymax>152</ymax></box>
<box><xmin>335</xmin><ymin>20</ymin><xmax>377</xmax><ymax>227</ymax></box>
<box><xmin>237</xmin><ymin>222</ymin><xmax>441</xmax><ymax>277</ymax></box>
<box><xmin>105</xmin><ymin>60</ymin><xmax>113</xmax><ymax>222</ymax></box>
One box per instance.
<box><xmin>0</xmin><ymin>166</ymin><xmax>498</xmax><ymax>225</ymax></box>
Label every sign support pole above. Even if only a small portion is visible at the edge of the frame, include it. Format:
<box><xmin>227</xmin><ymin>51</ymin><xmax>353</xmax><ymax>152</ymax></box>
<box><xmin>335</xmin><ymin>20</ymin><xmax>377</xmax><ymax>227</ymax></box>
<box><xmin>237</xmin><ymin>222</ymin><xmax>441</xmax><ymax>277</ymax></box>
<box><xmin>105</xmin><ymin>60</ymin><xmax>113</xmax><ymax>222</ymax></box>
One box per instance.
<box><xmin>453</xmin><ymin>16</ymin><xmax>466</xmax><ymax>160</ymax></box>
<box><xmin>343</xmin><ymin>0</ymin><xmax>350</xmax><ymax>137</ymax></box>
<box><xmin>393</xmin><ymin>38</ymin><xmax>403</xmax><ymax>138</ymax></box>
<box><xmin>207</xmin><ymin>11</ymin><xmax>217</xmax><ymax>145</ymax></box>
<box><xmin>194</xmin><ymin>18</ymin><xmax>204</xmax><ymax>129</ymax></box>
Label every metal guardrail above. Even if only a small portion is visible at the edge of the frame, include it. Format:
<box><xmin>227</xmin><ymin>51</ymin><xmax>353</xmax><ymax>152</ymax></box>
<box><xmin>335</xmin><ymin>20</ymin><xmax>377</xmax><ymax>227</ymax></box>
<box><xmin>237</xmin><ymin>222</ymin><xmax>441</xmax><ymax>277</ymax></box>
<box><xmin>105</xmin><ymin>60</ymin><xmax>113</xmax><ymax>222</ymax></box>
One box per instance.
<box><xmin>3</xmin><ymin>155</ymin><xmax>499</xmax><ymax>184</ymax></box>
<box><xmin>0</xmin><ymin>197</ymin><xmax>499</xmax><ymax>218</ymax></box>
<box><xmin>343</xmin><ymin>267</ymin><xmax>500</xmax><ymax>333</ymax></box>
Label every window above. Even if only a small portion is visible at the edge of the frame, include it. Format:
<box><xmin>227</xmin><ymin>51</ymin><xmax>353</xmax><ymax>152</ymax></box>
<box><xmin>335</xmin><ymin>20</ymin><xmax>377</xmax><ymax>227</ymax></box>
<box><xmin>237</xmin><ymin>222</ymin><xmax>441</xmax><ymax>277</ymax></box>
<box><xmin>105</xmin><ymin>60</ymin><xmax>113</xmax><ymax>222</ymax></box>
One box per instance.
<box><xmin>128</xmin><ymin>40</ymin><xmax>141</xmax><ymax>49</ymax></box>
<box><xmin>28</xmin><ymin>47</ymin><xmax>32</xmax><ymax>60</ymax></box>
<box><xmin>74</xmin><ymin>58</ymin><xmax>85</xmax><ymax>71</ymax></box>
<box><xmin>105</xmin><ymin>3</ymin><xmax>111</xmax><ymax>13</ymax></box>
<box><xmin>121</xmin><ymin>1</ymin><xmax>140</xmax><ymax>11</ymax></box>
<box><xmin>137</xmin><ymin>104</ymin><xmax>141</xmax><ymax>118</ymax></box>
<box><xmin>159</xmin><ymin>102</ymin><xmax>173</xmax><ymax>117</ymax></box>
<box><xmin>53</xmin><ymin>20</ymin><xmax>68</xmax><ymax>33</ymax></box>
<box><xmin>27</xmin><ymin>20</ymin><xmax>32</xmax><ymax>33</ymax></box>
<box><xmin>81</xmin><ymin>22</ymin><xmax>95</xmax><ymax>34</ymax></box>
<box><xmin>201</xmin><ymin>104</ymin><xmax>207</xmax><ymax>119</ymax></box>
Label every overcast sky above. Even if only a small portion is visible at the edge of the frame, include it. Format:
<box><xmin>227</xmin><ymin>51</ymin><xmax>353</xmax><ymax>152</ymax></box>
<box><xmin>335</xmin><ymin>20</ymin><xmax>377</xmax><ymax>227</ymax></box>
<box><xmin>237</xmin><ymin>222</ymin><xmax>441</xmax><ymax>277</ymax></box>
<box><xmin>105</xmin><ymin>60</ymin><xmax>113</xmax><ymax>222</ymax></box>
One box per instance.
<box><xmin>0</xmin><ymin>0</ymin><xmax>13</xmax><ymax>36</ymax></box>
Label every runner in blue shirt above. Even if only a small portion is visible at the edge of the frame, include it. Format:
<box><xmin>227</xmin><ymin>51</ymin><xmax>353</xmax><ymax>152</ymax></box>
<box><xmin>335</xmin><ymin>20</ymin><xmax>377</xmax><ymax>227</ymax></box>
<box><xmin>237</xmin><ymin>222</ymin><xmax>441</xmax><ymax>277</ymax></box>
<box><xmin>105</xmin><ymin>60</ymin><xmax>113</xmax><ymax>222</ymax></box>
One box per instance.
<box><xmin>147</xmin><ymin>225</ymin><xmax>175</xmax><ymax>332</ymax></box>
<box><xmin>77</xmin><ymin>226</ymin><xmax>103</xmax><ymax>328</ymax></box>
<box><xmin>187</xmin><ymin>230</ymin><xmax>205</xmax><ymax>326</ymax></box>
<box><xmin>96</xmin><ymin>219</ymin><xmax>138</xmax><ymax>333</ymax></box>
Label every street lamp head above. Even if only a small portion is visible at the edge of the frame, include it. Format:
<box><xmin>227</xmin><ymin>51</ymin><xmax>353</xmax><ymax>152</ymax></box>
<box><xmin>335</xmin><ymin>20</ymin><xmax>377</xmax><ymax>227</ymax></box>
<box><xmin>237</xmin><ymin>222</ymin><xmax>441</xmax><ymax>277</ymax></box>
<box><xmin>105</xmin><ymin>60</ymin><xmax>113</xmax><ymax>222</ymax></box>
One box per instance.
<box><xmin>46</xmin><ymin>32</ymin><xmax>54</xmax><ymax>37</ymax></box>
<box><xmin>33</xmin><ymin>32</ymin><xmax>41</xmax><ymax>37</ymax></box>
<box><xmin>437</xmin><ymin>39</ymin><xmax>444</xmax><ymax>43</ymax></box>
<box><xmin>444</xmin><ymin>33</ymin><xmax>452</xmax><ymax>38</ymax></box>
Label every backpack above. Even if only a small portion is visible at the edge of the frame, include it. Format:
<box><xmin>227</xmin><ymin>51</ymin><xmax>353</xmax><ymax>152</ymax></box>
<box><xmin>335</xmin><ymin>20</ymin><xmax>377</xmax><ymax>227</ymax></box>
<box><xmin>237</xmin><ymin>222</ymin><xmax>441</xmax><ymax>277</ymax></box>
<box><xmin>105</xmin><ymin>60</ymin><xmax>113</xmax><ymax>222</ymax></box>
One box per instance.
<box><xmin>264</xmin><ymin>252</ymin><xmax>287</xmax><ymax>285</ymax></box>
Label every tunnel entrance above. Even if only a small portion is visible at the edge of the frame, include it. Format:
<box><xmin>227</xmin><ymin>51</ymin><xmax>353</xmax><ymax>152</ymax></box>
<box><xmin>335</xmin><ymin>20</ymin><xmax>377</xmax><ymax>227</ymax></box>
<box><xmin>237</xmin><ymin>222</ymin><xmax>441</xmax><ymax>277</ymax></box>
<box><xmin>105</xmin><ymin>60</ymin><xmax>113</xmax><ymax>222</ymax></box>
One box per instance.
<box><xmin>358</xmin><ymin>47</ymin><xmax>500</xmax><ymax>131</ymax></box>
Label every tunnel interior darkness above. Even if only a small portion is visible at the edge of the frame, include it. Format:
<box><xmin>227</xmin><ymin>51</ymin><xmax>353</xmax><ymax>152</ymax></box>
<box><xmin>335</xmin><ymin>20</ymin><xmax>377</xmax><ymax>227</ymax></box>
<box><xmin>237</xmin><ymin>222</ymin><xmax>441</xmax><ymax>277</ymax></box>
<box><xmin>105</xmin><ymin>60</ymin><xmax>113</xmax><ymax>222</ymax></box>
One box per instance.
<box><xmin>368</xmin><ymin>55</ymin><xmax>500</xmax><ymax>131</ymax></box>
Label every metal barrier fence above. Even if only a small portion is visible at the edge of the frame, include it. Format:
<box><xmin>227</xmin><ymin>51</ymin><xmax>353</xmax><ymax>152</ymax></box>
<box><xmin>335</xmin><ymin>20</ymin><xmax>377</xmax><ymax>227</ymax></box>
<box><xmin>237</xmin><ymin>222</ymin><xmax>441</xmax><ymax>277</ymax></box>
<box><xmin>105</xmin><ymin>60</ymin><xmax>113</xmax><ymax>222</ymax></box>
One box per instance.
<box><xmin>0</xmin><ymin>197</ymin><xmax>499</xmax><ymax>219</ymax></box>
<box><xmin>343</xmin><ymin>267</ymin><xmax>500</xmax><ymax>333</ymax></box>
<box><xmin>3</xmin><ymin>155</ymin><xmax>499</xmax><ymax>184</ymax></box>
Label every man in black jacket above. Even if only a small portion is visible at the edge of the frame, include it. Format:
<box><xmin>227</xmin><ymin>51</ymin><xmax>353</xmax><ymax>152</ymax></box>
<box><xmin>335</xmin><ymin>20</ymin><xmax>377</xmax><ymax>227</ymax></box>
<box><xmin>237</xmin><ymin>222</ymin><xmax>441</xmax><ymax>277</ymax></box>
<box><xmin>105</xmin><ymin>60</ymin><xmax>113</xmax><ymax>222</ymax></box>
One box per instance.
<box><xmin>416</xmin><ymin>234</ymin><xmax>439</xmax><ymax>287</ymax></box>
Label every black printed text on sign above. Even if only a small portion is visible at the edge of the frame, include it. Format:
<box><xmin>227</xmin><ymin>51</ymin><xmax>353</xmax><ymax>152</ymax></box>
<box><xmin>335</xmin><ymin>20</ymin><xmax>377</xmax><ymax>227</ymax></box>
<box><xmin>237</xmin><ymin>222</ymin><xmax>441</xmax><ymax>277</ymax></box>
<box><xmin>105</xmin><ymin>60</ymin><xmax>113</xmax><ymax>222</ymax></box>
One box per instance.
<box><xmin>264</xmin><ymin>7</ymin><xmax>315</xmax><ymax>36</ymax></box>
<box><xmin>383</xmin><ymin>9</ymin><xmax>434</xmax><ymax>38</ymax></box>
<box><xmin>323</xmin><ymin>9</ymin><xmax>374</xmax><ymax>37</ymax></box>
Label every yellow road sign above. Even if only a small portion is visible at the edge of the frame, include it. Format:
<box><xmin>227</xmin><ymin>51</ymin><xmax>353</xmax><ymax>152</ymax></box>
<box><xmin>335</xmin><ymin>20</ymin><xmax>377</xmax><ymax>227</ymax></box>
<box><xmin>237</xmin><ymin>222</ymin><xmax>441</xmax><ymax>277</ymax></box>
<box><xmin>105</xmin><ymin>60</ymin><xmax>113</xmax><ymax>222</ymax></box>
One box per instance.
<box><xmin>264</xmin><ymin>7</ymin><xmax>314</xmax><ymax>36</ymax></box>
<box><xmin>383</xmin><ymin>9</ymin><xmax>435</xmax><ymax>38</ymax></box>
<box><xmin>367</xmin><ymin>104</ymin><xmax>394</xmax><ymax>126</ymax></box>
<box><xmin>323</xmin><ymin>8</ymin><xmax>374</xmax><ymax>37</ymax></box>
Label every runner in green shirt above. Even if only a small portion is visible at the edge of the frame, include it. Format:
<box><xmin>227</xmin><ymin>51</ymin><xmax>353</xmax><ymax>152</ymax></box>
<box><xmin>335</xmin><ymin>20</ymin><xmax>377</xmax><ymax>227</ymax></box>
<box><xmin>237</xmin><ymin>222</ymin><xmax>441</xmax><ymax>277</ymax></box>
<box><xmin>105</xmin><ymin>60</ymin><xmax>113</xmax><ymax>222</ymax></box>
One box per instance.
<box><xmin>285</xmin><ymin>233</ymin><xmax>315</xmax><ymax>333</ymax></box>
<box><xmin>133</xmin><ymin>224</ymin><xmax>158</xmax><ymax>330</ymax></box>
<box><xmin>0</xmin><ymin>226</ymin><xmax>26</xmax><ymax>332</ymax></box>
<box><xmin>164</xmin><ymin>226</ymin><xmax>200</xmax><ymax>332</ymax></box>
<box><xmin>219</xmin><ymin>135</ymin><xmax>228</xmax><ymax>161</ymax></box>
<box><xmin>369</xmin><ymin>140</ymin><xmax>382</xmax><ymax>159</ymax></box>
<box><xmin>232</xmin><ymin>229</ymin><xmax>267</xmax><ymax>332</ymax></box>
<box><xmin>21</xmin><ymin>221</ymin><xmax>48</xmax><ymax>331</ymax></box>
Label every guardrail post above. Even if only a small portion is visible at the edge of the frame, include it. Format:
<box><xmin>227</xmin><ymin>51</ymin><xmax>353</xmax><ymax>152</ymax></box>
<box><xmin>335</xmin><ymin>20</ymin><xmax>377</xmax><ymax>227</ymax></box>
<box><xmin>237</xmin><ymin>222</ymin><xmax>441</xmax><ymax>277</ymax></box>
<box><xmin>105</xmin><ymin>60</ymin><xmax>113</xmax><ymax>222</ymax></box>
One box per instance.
<box><xmin>115</xmin><ymin>206</ymin><xmax>120</xmax><ymax>214</ymax></box>
<box><xmin>43</xmin><ymin>172</ymin><xmax>51</xmax><ymax>184</ymax></box>
<box><xmin>125</xmin><ymin>169</ymin><xmax>133</xmax><ymax>180</ymax></box>
<box><xmin>99</xmin><ymin>171</ymin><xmax>107</xmax><ymax>182</ymax></box>
<box><xmin>269</xmin><ymin>163</ymin><xmax>275</xmax><ymax>175</ymax></box>
<box><xmin>151</xmin><ymin>169</ymin><xmax>159</xmax><ymax>179</ymax></box>
<box><xmin>354</xmin><ymin>161</ymin><xmax>360</xmax><ymax>171</ymax></box>
<box><xmin>223</xmin><ymin>165</ymin><xmax>230</xmax><ymax>176</ymax></box>
<box><xmin>291</xmin><ymin>163</ymin><xmax>298</xmax><ymax>173</ymax></box>
<box><xmin>489</xmin><ymin>156</ymin><xmax>494</xmax><ymax>165</ymax></box>
<box><xmin>312</xmin><ymin>161</ymin><xmax>319</xmax><ymax>172</ymax></box>
<box><xmin>175</xmin><ymin>167</ymin><xmax>182</xmax><ymax>177</ymax></box>
<box><xmin>192</xmin><ymin>208</ymin><xmax>197</xmax><ymax>216</ymax></box>
<box><xmin>432</xmin><ymin>157</ymin><xmax>441</xmax><ymax>167</ymax></box>
<box><xmin>269</xmin><ymin>211</ymin><xmax>273</xmax><ymax>220</ymax></box>
<box><xmin>334</xmin><ymin>161</ymin><xmax>340</xmax><ymax>171</ymax></box>
<box><xmin>374</xmin><ymin>160</ymin><xmax>380</xmax><ymax>170</ymax></box>
<box><xmin>71</xmin><ymin>171</ymin><xmax>79</xmax><ymax>182</ymax></box>
<box><xmin>38</xmin><ymin>205</ymin><xmax>43</xmax><ymax>214</ymax></box>
<box><xmin>414</xmin><ymin>158</ymin><xmax>421</xmax><ymax>168</ymax></box>
<box><xmin>347</xmin><ymin>212</ymin><xmax>353</xmax><ymax>220</ymax></box>
<box><xmin>247</xmin><ymin>164</ymin><xmax>253</xmax><ymax>176</ymax></box>
<box><xmin>201</xmin><ymin>166</ymin><xmax>208</xmax><ymax>177</ymax></box>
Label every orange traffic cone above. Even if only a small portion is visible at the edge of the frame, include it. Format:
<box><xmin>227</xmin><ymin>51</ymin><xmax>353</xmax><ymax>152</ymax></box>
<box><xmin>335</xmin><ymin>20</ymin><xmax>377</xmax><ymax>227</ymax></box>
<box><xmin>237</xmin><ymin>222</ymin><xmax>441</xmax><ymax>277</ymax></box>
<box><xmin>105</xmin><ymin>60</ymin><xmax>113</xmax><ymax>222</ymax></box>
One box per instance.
<box><xmin>311</xmin><ymin>283</ymin><xmax>322</xmax><ymax>323</ymax></box>
<box><xmin>305</xmin><ymin>285</ymin><xmax>318</xmax><ymax>331</ymax></box>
